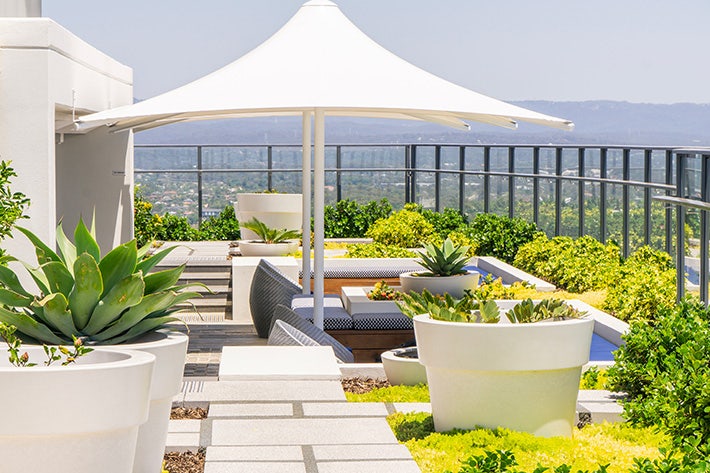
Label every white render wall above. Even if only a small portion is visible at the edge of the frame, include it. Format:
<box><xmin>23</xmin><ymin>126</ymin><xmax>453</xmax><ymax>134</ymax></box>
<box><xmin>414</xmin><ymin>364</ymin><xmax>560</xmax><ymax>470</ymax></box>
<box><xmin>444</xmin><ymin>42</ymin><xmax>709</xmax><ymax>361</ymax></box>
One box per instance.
<box><xmin>0</xmin><ymin>18</ymin><xmax>133</xmax><ymax>273</ymax></box>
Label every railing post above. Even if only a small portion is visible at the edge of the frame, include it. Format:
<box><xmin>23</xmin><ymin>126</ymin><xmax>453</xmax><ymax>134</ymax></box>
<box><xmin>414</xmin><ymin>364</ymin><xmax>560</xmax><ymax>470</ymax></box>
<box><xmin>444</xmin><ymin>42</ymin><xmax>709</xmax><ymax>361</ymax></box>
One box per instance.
<box><xmin>336</xmin><ymin>145</ymin><xmax>342</xmax><ymax>202</ymax></box>
<box><xmin>267</xmin><ymin>146</ymin><xmax>273</xmax><ymax>191</ymax></box>
<box><xmin>644</xmin><ymin>149</ymin><xmax>652</xmax><ymax>247</ymax></box>
<box><xmin>700</xmin><ymin>153</ymin><xmax>709</xmax><ymax>304</ymax></box>
<box><xmin>600</xmin><ymin>148</ymin><xmax>607</xmax><ymax>243</ymax></box>
<box><xmin>578</xmin><ymin>148</ymin><xmax>585</xmax><ymax>237</ymax></box>
<box><xmin>508</xmin><ymin>147</ymin><xmax>515</xmax><ymax>219</ymax></box>
<box><xmin>532</xmin><ymin>147</ymin><xmax>540</xmax><ymax>227</ymax></box>
<box><xmin>483</xmin><ymin>147</ymin><xmax>490</xmax><ymax>214</ymax></box>
<box><xmin>410</xmin><ymin>145</ymin><xmax>417</xmax><ymax>204</ymax></box>
<box><xmin>459</xmin><ymin>146</ymin><xmax>466</xmax><ymax>215</ymax></box>
<box><xmin>622</xmin><ymin>148</ymin><xmax>631</xmax><ymax>257</ymax></box>
<box><xmin>665</xmin><ymin>150</ymin><xmax>674</xmax><ymax>255</ymax></box>
<box><xmin>555</xmin><ymin>147</ymin><xmax>562</xmax><ymax>236</ymax></box>
<box><xmin>197</xmin><ymin>146</ymin><xmax>203</xmax><ymax>225</ymax></box>
<box><xmin>676</xmin><ymin>152</ymin><xmax>687</xmax><ymax>302</ymax></box>
<box><xmin>434</xmin><ymin>145</ymin><xmax>441</xmax><ymax>212</ymax></box>
<box><xmin>404</xmin><ymin>146</ymin><xmax>411</xmax><ymax>204</ymax></box>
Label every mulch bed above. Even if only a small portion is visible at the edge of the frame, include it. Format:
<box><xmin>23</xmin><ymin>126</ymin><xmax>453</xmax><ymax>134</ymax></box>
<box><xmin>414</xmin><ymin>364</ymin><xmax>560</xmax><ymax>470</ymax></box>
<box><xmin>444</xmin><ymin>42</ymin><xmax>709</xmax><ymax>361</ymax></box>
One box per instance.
<box><xmin>170</xmin><ymin>407</ymin><xmax>208</xmax><ymax>420</ymax></box>
<box><xmin>163</xmin><ymin>449</ymin><xmax>205</xmax><ymax>473</ymax></box>
<box><xmin>341</xmin><ymin>377</ymin><xmax>390</xmax><ymax>394</ymax></box>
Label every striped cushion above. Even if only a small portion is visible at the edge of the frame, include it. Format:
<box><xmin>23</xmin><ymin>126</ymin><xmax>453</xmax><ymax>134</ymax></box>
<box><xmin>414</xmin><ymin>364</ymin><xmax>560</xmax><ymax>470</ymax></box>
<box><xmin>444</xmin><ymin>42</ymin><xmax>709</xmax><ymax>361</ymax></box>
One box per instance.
<box><xmin>291</xmin><ymin>294</ymin><xmax>345</xmax><ymax>309</ymax></box>
<box><xmin>352</xmin><ymin>312</ymin><xmax>414</xmax><ymax>330</ymax></box>
<box><xmin>293</xmin><ymin>306</ymin><xmax>354</xmax><ymax>330</ymax></box>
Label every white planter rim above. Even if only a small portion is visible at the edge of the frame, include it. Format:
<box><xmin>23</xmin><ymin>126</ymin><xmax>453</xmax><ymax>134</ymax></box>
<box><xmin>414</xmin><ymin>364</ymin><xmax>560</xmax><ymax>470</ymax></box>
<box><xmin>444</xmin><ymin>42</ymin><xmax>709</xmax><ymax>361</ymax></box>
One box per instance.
<box><xmin>0</xmin><ymin>346</ymin><xmax>154</xmax><ymax>372</ymax></box>
<box><xmin>413</xmin><ymin>313</ymin><xmax>593</xmax><ymax>328</ymax></box>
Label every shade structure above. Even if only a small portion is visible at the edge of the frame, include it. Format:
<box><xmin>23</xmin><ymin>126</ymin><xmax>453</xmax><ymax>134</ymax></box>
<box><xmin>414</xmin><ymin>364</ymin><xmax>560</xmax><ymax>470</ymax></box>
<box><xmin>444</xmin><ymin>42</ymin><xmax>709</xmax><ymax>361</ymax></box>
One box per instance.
<box><xmin>75</xmin><ymin>0</ymin><xmax>574</xmax><ymax>329</ymax></box>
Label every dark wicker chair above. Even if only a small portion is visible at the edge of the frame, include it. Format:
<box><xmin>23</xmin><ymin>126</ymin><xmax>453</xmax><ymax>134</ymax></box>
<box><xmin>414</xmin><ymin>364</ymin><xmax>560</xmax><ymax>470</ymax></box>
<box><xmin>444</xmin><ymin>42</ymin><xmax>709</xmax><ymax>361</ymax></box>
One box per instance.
<box><xmin>269</xmin><ymin>304</ymin><xmax>355</xmax><ymax>363</ymax></box>
<box><xmin>249</xmin><ymin>259</ymin><xmax>302</xmax><ymax>338</ymax></box>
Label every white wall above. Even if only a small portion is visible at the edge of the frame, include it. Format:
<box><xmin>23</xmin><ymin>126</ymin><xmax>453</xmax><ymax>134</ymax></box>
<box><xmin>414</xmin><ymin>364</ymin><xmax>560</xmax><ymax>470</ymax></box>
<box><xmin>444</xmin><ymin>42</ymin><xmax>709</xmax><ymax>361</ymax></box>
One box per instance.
<box><xmin>0</xmin><ymin>18</ymin><xmax>133</xmax><ymax>276</ymax></box>
<box><xmin>0</xmin><ymin>1</ymin><xmax>41</xmax><ymax>17</ymax></box>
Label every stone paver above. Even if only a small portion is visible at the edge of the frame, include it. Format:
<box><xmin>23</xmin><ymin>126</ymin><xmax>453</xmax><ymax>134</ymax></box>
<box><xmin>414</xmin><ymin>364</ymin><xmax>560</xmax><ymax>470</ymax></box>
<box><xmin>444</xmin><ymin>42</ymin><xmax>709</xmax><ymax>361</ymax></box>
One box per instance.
<box><xmin>302</xmin><ymin>402</ymin><xmax>388</xmax><ymax>417</ymax></box>
<box><xmin>211</xmin><ymin>418</ymin><xmax>397</xmax><ymax>446</ymax></box>
<box><xmin>206</xmin><ymin>446</ymin><xmax>303</xmax><ymax>462</ymax></box>
<box><xmin>317</xmin><ymin>460</ymin><xmax>421</xmax><ymax>473</ymax></box>
<box><xmin>208</xmin><ymin>403</ymin><xmax>294</xmax><ymax>418</ymax></box>
<box><xmin>312</xmin><ymin>444</ymin><xmax>412</xmax><ymax>461</ymax></box>
<box><xmin>204</xmin><ymin>462</ymin><xmax>307</xmax><ymax>473</ymax></box>
<box><xmin>219</xmin><ymin>346</ymin><xmax>341</xmax><ymax>381</ymax></box>
<box><xmin>578</xmin><ymin>401</ymin><xmax>624</xmax><ymax>423</ymax></box>
<box><xmin>393</xmin><ymin>402</ymin><xmax>432</xmax><ymax>414</ymax></box>
<box><xmin>185</xmin><ymin>380</ymin><xmax>346</xmax><ymax>403</ymax></box>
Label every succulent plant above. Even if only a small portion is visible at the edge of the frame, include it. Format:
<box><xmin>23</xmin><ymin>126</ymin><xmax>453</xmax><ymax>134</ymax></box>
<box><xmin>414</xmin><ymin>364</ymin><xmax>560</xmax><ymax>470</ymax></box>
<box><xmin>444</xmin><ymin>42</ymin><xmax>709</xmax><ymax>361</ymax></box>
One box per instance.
<box><xmin>0</xmin><ymin>219</ymin><xmax>201</xmax><ymax>345</ymax></box>
<box><xmin>415</xmin><ymin>238</ymin><xmax>470</xmax><ymax>277</ymax></box>
<box><xmin>505</xmin><ymin>298</ymin><xmax>585</xmax><ymax>323</ymax></box>
<box><xmin>240</xmin><ymin>217</ymin><xmax>301</xmax><ymax>244</ymax></box>
<box><xmin>396</xmin><ymin>289</ymin><xmax>499</xmax><ymax>323</ymax></box>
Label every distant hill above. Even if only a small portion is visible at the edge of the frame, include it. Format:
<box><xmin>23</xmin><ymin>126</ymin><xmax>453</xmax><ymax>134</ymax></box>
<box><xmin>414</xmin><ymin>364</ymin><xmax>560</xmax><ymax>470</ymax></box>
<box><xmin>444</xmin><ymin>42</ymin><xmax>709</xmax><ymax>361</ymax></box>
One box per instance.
<box><xmin>134</xmin><ymin>101</ymin><xmax>710</xmax><ymax>147</ymax></box>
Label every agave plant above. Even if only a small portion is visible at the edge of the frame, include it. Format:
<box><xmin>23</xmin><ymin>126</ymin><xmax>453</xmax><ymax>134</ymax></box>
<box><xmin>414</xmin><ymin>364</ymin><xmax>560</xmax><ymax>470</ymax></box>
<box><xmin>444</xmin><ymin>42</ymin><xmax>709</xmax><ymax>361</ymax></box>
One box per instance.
<box><xmin>240</xmin><ymin>217</ymin><xmax>301</xmax><ymax>244</ymax></box>
<box><xmin>0</xmin><ymin>219</ymin><xmax>200</xmax><ymax>345</ymax></box>
<box><xmin>505</xmin><ymin>298</ymin><xmax>586</xmax><ymax>323</ymax></box>
<box><xmin>396</xmin><ymin>289</ymin><xmax>499</xmax><ymax>323</ymax></box>
<box><xmin>415</xmin><ymin>238</ymin><xmax>470</xmax><ymax>277</ymax></box>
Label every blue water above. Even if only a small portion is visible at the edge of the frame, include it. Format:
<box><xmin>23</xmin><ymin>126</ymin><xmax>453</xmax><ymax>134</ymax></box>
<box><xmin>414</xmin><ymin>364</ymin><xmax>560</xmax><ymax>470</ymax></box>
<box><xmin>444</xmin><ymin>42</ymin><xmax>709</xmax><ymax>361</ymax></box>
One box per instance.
<box><xmin>463</xmin><ymin>265</ymin><xmax>490</xmax><ymax>279</ymax></box>
<box><xmin>590</xmin><ymin>333</ymin><xmax>618</xmax><ymax>361</ymax></box>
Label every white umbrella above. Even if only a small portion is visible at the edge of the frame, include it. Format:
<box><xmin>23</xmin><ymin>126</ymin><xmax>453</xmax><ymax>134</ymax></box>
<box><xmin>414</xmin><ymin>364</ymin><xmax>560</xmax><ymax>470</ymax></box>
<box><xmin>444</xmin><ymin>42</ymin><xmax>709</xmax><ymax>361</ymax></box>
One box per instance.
<box><xmin>74</xmin><ymin>0</ymin><xmax>573</xmax><ymax>329</ymax></box>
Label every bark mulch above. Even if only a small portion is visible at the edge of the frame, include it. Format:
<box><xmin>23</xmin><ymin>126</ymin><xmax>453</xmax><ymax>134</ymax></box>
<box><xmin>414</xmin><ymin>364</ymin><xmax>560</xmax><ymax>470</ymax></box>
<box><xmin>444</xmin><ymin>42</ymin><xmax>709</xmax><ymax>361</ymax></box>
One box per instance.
<box><xmin>163</xmin><ymin>449</ymin><xmax>205</xmax><ymax>473</ymax></box>
<box><xmin>341</xmin><ymin>377</ymin><xmax>390</xmax><ymax>394</ymax></box>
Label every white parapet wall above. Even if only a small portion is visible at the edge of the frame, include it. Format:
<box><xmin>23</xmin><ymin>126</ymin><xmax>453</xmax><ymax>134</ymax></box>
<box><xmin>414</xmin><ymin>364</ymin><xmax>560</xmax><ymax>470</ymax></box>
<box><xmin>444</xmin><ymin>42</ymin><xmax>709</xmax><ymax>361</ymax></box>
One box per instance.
<box><xmin>0</xmin><ymin>17</ymin><xmax>133</xmax><ymax>281</ymax></box>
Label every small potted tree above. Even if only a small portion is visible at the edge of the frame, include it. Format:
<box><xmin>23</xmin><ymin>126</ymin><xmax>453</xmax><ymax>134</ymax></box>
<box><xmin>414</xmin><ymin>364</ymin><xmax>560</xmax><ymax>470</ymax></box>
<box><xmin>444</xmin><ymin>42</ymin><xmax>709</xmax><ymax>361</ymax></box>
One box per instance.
<box><xmin>238</xmin><ymin>217</ymin><xmax>301</xmax><ymax>256</ymax></box>
<box><xmin>398</xmin><ymin>293</ymin><xmax>594</xmax><ymax>437</ymax></box>
<box><xmin>399</xmin><ymin>238</ymin><xmax>479</xmax><ymax>298</ymax></box>
<box><xmin>0</xmin><ymin>219</ymin><xmax>199</xmax><ymax>473</ymax></box>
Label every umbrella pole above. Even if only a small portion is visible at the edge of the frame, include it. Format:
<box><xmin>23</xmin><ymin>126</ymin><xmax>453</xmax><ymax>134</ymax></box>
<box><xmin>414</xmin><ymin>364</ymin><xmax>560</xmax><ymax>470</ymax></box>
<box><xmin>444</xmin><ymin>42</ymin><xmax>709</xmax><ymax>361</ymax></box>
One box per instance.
<box><xmin>312</xmin><ymin>109</ymin><xmax>325</xmax><ymax>330</ymax></box>
<box><xmin>301</xmin><ymin>112</ymin><xmax>312</xmax><ymax>295</ymax></box>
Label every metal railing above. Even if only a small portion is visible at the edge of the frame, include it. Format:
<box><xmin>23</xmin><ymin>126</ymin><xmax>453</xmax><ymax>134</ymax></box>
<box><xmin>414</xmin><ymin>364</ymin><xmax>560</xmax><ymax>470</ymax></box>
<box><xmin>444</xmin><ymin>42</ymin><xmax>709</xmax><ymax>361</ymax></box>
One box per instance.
<box><xmin>135</xmin><ymin>143</ymin><xmax>710</xmax><ymax>302</ymax></box>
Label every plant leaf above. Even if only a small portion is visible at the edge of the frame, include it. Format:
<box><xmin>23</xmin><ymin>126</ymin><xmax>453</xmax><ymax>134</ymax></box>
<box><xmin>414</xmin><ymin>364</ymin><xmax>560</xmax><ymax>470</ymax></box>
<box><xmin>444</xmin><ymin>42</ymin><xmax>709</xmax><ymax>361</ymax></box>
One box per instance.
<box><xmin>83</xmin><ymin>273</ymin><xmax>145</xmax><ymax>335</ymax></box>
<box><xmin>40</xmin><ymin>261</ymin><xmax>74</xmax><ymax>297</ymax></box>
<box><xmin>15</xmin><ymin>226</ymin><xmax>61</xmax><ymax>265</ymax></box>
<box><xmin>0</xmin><ymin>287</ymin><xmax>32</xmax><ymax>307</ymax></box>
<box><xmin>136</xmin><ymin>245</ymin><xmax>178</xmax><ymax>274</ymax></box>
<box><xmin>68</xmin><ymin>253</ymin><xmax>103</xmax><ymax>330</ymax></box>
<box><xmin>0</xmin><ymin>264</ymin><xmax>31</xmax><ymax>296</ymax></box>
<box><xmin>101</xmin><ymin>315</ymin><xmax>179</xmax><ymax>345</ymax></box>
<box><xmin>91</xmin><ymin>291</ymin><xmax>176</xmax><ymax>341</ymax></box>
<box><xmin>56</xmin><ymin>222</ymin><xmax>77</xmax><ymax>272</ymax></box>
<box><xmin>0</xmin><ymin>306</ymin><xmax>65</xmax><ymax>344</ymax></box>
<box><xmin>74</xmin><ymin>217</ymin><xmax>101</xmax><ymax>262</ymax></box>
<box><xmin>98</xmin><ymin>240</ymin><xmax>138</xmax><ymax>298</ymax></box>
<box><xmin>143</xmin><ymin>264</ymin><xmax>185</xmax><ymax>295</ymax></box>
<box><xmin>36</xmin><ymin>292</ymin><xmax>80</xmax><ymax>339</ymax></box>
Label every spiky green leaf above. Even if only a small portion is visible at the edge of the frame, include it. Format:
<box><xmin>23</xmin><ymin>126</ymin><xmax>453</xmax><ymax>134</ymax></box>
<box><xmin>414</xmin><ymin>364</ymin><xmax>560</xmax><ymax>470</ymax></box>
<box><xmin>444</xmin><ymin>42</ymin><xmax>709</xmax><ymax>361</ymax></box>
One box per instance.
<box><xmin>101</xmin><ymin>315</ymin><xmax>179</xmax><ymax>345</ymax></box>
<box><xmin>36</xmin><ymin>292</ymin><xmax>79</xmax><ymax>339</ymax></box>
<box><xmin>98</xmin><ymin>240</ymin><xmax>137</xmax><ymax>298</ymax></box>
<box><xmin>136</xmin><ymin>245</ymin><xmax>178</xmax><ymax>274</ymax></box>
<box><xmin>91</xmin><ymin>291</ymin><xmax>176</xmax><ymax>341</ymax></box>
<box><xmin>143</xmin><ymin>264</ymin><xmax>185</xmax><ymax>295</ymax></box>
<box><xmin>15</xmin><ymin>226</ymin><xmax>61</xmax><ymax>265</ymax></box>
<box><xmin>83</xmin><ymin>273</ymin><xmax>145</xmax><ymax>335</ymax></box>
<box><xmin>40</xmin><ymin>261</ymin><xmax>74</xmax><ymax>297</ymax></box>
<box><xmin>0</xmin><ymin>306</ymin><xmax>65</xmax><ymax>344</ymax></box>
<box><xmin>74</xmin><ymin>218</ymin><xmax>101</xmax><ymax>262</ymax></box>
<box><xmin>56</xmin><ymin>222</ymin><xmax>77</xmax><ymax>272</ymax></box>
<box><xmin>68</xmin><ymin>253</ymin><xmax>103</xmax><ymax>330</ymax></box>
<box><xmin>0</xmin><ymin>264</ymin><xmax>30</xmax><ymax>296</ymax></box>
<box><xmin>0</xmin><ymin>287</ymin><xmax>32</xmax><ymax>307</ymax></box>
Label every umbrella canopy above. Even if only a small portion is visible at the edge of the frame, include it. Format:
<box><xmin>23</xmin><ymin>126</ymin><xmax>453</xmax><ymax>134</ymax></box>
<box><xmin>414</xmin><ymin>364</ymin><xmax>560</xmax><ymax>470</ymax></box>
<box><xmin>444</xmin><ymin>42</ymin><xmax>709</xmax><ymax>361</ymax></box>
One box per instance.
<box><xmin>75</xmin><ymin>0</ymin><xmax>574</xmax><ymax>329</ymax></box>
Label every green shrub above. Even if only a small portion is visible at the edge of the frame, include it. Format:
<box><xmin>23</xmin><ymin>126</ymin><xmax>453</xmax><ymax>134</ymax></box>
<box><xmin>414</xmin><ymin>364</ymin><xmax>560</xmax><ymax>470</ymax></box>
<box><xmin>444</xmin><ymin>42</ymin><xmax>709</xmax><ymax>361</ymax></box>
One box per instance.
<box><xmin>345</xmin><ymin>242</ymin><xmax>416</xmax><ymax>258</ymax></box>
<box><xmin>345</xmin><ymin>384</ymin><xmax>429</xmax><ymax>403</ymax></box>
<box><xmin>154</xmin><ymin>213</ymin><xmax>198</xmax><ymax>242</ymax></box>
<box><xmin>197</xmin><ymin>205</ymin><xmax>241</xmax><ymax>241</ymax></box>
<box><xmin>602</xmin><ymin>246</ymin><xmax>676</xmax><ymax>321</ymax></box>
<box><xmin>323</xmin><ymin>198</ymin><xmax>392</xmax><ymax>238</ymax></box>
<box><xmin>413</xmin><ymin>205</ymin><xmax>469</xmax><ymax>238</ymax></box>
<box><xmin>608</xmin><ymin>299</ymin><xmax>710</xmax><ymax>452</ymax></box>
<box><xmin>366</xmin><ymin>208</ymin><xmax>438</xmax><ymax>248</ymax></box>
<box><xmin>468</xmin><ymin>213</ymin><xmax>541</xmax><ymax>264</ymax></box>
<box><xmin>133</xmin><ymin>188</ymin><xmax>162</xmax><ymax>247</ymax></box>
<box><xmin>0</xmin><ymin>161</ymin><xmax>30</xmax><ymax>254</ymax></box>
<box><xmin>514</xmin><ymin>235</ymin><xmax>621</xmax><ymax>293</ymax></box>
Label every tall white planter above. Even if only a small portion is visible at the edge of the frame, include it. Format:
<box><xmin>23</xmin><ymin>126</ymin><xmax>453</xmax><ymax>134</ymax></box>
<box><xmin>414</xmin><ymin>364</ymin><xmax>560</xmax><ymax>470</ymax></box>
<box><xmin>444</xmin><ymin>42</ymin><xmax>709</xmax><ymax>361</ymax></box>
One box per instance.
<box><xmin>0</xmin><ymin>347</ymin><xmax>155</xmax><ymax>473</ymax></box>
<box><xmin>414</xmin><ymin>314</ymin><xmax>594</xmax><ymax>437</ymax></box>
<box><xmin>399</xmin><ymin>271</ymin><xmax>480</xmax><ymax>299</ymax></box>
<box><xmin>115</xmin><ymin>329</ymin><xmax>189</xmax><ymax>473</ymax></box>
<box><xmin>239</xmin><ymin>240</ymin><xmax>299</xmax><ymax>256</ymax></box>
<box><xmin>235</xmin><ymin>192</ymin><xmax>303</xmax><ymax>240</ymax></box>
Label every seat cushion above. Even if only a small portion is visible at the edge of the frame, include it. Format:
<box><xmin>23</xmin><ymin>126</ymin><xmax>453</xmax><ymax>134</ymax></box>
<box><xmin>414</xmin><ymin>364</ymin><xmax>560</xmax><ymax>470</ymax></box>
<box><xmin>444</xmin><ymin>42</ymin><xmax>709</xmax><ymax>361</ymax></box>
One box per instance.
<box><xmin>292</xmin><ymin>306</ymin><xmax>354</xmax><ymax>330</ymax></box>
<box><xmin>352</xmin><ymin>312</ymin><xmax>414</xmax><ymax>330</ymax></box>
<box><xmin>291</xmin><ymin>293</ymin><xmax>344</xmax><ymax>309</ymax></box>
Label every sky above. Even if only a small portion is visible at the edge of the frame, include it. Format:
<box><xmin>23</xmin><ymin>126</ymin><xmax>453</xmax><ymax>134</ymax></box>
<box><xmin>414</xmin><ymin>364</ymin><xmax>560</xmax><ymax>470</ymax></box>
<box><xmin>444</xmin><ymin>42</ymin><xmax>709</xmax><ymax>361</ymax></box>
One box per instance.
<box><xmin>43</xmin><ymin>1</ymin><xmax>710</xmax><ymax>105</ymax></box>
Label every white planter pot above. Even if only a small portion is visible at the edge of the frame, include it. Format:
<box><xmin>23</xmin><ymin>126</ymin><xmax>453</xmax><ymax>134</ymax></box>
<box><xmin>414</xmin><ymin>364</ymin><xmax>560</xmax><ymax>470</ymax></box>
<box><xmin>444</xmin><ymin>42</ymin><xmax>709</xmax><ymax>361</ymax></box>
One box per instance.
<box><xmin>108</xmin><ymin>329</ymin><xmax>189</xmax><ymax>473</ymax></box>
<box><xmin>239</xmin><ymin>240</ymin><xmax>299</xmax><ymax>256</ymax></box>
<box><xmin>381</xmin><ymin>347</ymin><xmax>427</xmax><ymax>386</ymax></box>
<box><xmin>414</xmin><ymin>314</ymin><xmax>594</xmax><ymax>437</ymax></box>
<box><xmin>399</xmin><ymin>271</ymin><xmax>480</xmax><ymax>298</ymax></box>
<box><xmin>235</xmin><ymin>193</ymin><xmax>303</xmax><ymax>240</ymax></box>
<box><xmin>0</xmin><ymin>347</ymin><xmax>155</xmax><ymax>473</ymax></box>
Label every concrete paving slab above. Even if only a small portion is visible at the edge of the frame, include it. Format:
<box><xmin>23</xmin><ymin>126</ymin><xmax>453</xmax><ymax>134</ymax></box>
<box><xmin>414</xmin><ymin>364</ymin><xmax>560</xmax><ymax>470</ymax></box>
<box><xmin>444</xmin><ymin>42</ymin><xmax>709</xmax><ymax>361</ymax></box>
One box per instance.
<box><xmin>220</xmin><ymin>346</ymin><xmax>341</xmax><ymax>381</ymax></box>
<box><xmin>313</xmin><ymin>444</ymin><xmax>413</xmax><ymax>461</ymax></box>
<box><xmin>169</xmin><ymin>419</ymin><xmax>202</xmax><ymax>433</ymax></box>
<box><xmin>206</xmin><ymin>446</ymin><xmax>303</xmax><ymax>462</ymax></box>
<box><xmin>185</xmin><ymin>380</ymin><xmax>346</xmax><ymax>402</ymax></box>
<box><xmin>393</xmin><ymin>402</ymin><xmax>432</xmax><ymax>414</ymax></box>
<box><xmin>578</xmin><ymin>390</ymin><xmax>625</xmax><ymax>402</ymax></box>
<box><xmin>211</xmin><ymin>418</ymin><xmax>398</xmax><ymax>446</ymax></box>
<box><xmin>578</xmin><ymin>401</ymin><xmax>625</xmax><ymax>423</ymax></box>
<box><xmin>317</xmin><ymin>460</ymin><xmax>421</xmax><ymax>473</ymax></box>
<box><xmin>165</xmin><ymin>432</ymin><xmax>201</xmax><ymax>451</ymax></box>
<box><xmin>302</xmin><ymin>402</ymin><xmax>388</xmax><ymax>417</ymax></box>
<box><xmin>339</xmin><ymin>363</ymin><xmax>386</xmax><ymax>379</ymax></box>
<box><xmin>204</xmin><ymin>462</ymin><xmax>307</xmax><ymax>473</ymax></box>
<box><xmin>208</xmin><ymin>403</ymin><xmax>294</xmax><ymax>417</ymax></box>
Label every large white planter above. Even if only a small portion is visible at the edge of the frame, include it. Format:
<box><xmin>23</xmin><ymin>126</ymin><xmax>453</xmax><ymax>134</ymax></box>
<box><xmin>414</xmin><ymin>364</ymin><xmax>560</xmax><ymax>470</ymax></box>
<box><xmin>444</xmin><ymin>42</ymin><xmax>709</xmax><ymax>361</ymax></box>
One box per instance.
<box><xmin>235</xmin><ymin>192</ymin><xmax>303</xmax><ymax>240</ymax></box>
<box><xmin>381</xmin><ymin>347</ymin><xmax>427</xmax><ymax>386</ymax></box>
<box><xmin>399</xmin><ymin>271</ymin><xmax>480</xmax><ymax>298</ymax></box>
<box><xmin>414</xmin><ymin>314</ymin><xmax>594</xmax><ymax>437</ymax></box>
<box><xmin>0</xmin><ymin>347</ymin><xmax>155</xmax><ymax>473</ymax></box>
<box><xmin>112</xmin><ymin>329</ymin><xmax>189</xmax><ymax>473</ymax></box>
<box><xmin>239</xmin><ymin>240</ymin><xmax>299</xmax><ymax>256</ymax></box>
